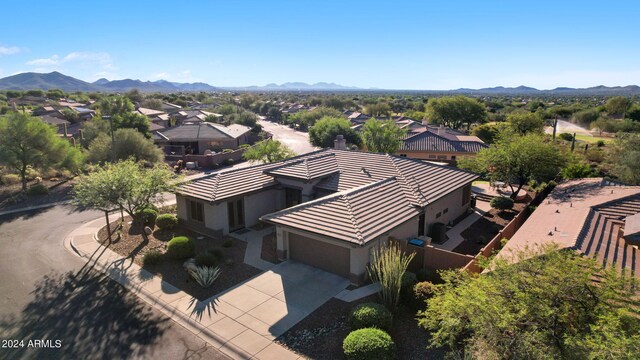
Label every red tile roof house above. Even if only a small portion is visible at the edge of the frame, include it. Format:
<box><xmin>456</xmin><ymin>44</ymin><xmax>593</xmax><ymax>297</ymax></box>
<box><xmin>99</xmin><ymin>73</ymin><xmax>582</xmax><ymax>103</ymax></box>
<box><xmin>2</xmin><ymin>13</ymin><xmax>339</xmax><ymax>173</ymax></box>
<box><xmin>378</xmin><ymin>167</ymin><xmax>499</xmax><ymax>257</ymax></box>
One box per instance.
<box><xmin>495</xmin><ymin>178</ymin><xmax>640</xmax><ymax>275</ymax></box>
<box><xmin>175</xmin><ymin>148</ymin><xmax>478</xmax><ymax>284</ymax></box>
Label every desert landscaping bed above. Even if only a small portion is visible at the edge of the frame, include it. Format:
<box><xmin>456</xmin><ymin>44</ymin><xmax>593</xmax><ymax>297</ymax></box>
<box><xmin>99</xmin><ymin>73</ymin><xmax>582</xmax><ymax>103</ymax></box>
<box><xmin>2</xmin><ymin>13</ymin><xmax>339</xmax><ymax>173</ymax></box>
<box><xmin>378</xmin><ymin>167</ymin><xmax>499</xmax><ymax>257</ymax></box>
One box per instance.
<box><xmin>277</xmin><ymin>294</ymin><xmax>445</xmax><ymax>359</ymax></box>
<box><xmin>454</xmin><ymin>196</ymin><xmax>530</xmax><ymax>255</ymax></box>
<box><xmin>97</xmin><ymin>216</ymin><xmax>261</xmax><ymax>300</ymax></box>
<box><xmin>0</xmin><ymin>177</ymin><xmax>75</xmax><ymax>211</ymax></box>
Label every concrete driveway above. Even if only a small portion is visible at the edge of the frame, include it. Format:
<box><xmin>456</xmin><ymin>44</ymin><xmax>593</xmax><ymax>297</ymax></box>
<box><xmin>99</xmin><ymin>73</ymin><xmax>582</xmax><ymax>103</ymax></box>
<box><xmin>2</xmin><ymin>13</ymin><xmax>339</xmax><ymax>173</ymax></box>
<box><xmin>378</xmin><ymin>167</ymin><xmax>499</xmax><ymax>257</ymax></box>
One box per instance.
<box><xmin>212</xmin><ymin>261</ymin><xmax>349</xmax><ymax>339</ymax></box>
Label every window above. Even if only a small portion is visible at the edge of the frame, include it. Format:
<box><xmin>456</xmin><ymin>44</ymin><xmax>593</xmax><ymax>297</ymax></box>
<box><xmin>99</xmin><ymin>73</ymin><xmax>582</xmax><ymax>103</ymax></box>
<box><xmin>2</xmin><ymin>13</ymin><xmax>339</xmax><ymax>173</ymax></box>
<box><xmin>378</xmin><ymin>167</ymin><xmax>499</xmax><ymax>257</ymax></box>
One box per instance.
<box><xmin>285</xmin><ymin>188</ymin><xmax>302</xmax><ymax>208</ymax></box>
<box><xmin>443</xmin><ymin>208</ymin><xmax>448</xmax><ymax>214</ymax></box>
<box><xmin>436</xmin><ymin>212</ymin><xmax>442</xmax><ymax>218</ymax></box>
<box><xmin>189</xmin><ymin>200</ymin><xmax>204</xmax><ymax>222</ymax></box>
<box><xmin>462</xmin><ymin>184</ymin><xmax>471</xmax><ymax>206</ymax></box>
<box><xmin>451</xmin><ymin>156</ymin><xmax>456</xmax><ymax>161</ymax></box>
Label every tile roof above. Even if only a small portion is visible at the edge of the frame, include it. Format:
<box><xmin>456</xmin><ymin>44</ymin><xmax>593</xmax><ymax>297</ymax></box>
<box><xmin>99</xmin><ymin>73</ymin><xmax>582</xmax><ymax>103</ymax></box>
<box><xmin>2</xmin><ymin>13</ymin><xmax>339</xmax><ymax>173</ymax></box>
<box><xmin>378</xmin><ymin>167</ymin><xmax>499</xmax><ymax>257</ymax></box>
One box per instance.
<box><xmin>178</xmin><ymin>149</ymin><xmax>478</xmax><ymax>244</ymax></box>
<box><xmin>156</xmin><ymin>123</ymin><xmax>250</xmax><ymax>141</ymax></box>
<box><xmin>400</xmin><ymin>130</ymin><xmax>488</xmax><ymax>153</ymax></box>
<box><xmin>264</xmin><ymin>153</ymin><xmax>340</xmax><ymax>181</ymax></box>
<box><xmin>39</xmin><ymin>114</ymin><xmax>69</xmax><ymax>126</ymax></box>
<box><xmin>497</xmin><ymin>178</ymin><xmax>640</xmax><ymax>275</ymax></box>
<box><xmin>137</xmin><ymin>107</ymin><xmax>166</xmax><ymax>117</ymax></box>
<box><xmin>262</xmin><ymin>177</ymin><xmax>421</xmax><ymax>244</ymax></box>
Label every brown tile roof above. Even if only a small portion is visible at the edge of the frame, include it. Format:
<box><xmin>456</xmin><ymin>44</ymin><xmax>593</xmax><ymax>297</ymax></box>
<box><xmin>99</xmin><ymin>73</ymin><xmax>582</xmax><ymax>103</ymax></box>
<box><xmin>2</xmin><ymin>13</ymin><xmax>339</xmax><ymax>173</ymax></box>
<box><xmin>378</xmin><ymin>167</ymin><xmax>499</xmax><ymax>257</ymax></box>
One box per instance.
<box><xmin>497</xmin><ymin>178</ymin><xmax>640</xmax><ymax>275</ymax></box>
<box><xmin>400</xmin><ymin>130</ymin><xmax>488</xmax><ymax>153</ymax></box>
<box><xmin>264</xmin><ymin>153</ymin><xmax>340</xmax><ymax>181</ymax></box>
<box><xmin>262</xmin><ymin>177</ymin><xmax>421</xmax><ymax>244</ymax></box>
<box><xmin>137</xmin><ymin>107</ymin><xmax>166</xmax><ymax>117</ymax></box>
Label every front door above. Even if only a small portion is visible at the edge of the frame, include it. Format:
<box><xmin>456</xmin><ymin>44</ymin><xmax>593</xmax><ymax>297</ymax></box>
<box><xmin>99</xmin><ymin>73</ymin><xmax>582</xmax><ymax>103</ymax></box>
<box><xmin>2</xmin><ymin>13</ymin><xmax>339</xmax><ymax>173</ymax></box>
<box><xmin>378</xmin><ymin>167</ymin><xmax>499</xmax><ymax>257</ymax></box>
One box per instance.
<box><xmin>228</xmin><ymin>198</ymin><xmax>245</xmax><ymax>231</ymax></box>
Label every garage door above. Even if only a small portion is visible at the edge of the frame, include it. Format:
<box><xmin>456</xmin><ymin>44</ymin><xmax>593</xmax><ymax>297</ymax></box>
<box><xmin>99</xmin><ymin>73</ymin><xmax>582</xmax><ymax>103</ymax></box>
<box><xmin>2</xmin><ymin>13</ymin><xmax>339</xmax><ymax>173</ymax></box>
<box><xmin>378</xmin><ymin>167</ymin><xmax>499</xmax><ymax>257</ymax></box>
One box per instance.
<box><xmin>289</xmin><ymin>232</ymin><xmax>350</xmax><ymax>278</ymax></box>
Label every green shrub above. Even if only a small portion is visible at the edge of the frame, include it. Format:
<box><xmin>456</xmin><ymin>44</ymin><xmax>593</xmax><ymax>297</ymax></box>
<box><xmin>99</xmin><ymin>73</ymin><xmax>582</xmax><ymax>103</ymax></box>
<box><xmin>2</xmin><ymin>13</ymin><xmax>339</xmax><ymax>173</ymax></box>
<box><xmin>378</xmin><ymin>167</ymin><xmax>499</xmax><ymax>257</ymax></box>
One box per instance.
<box><xmin>343</xmin><ymin>328</ymin><xmax>395</xmax><ymax>360</ymax></box>
<box><xmin>195</xmin><ymin>252</ymin><xmax>218</xmax><ymax>267</ymax></box>
<box><xmin>156</xmin><ymin>213</ymin><xmax>178</xmax><ymax>230</ymax></box>
<box><xmin>349</xmin><ymin>303</ymin><xmax>393</xmax><ymax>330</ymax></box>
<box><xmin>166</xmin><ymin>236</ymin><xmax>195</xmax><ymax>259</ymax></box>
<box><xmin>135</xmin><ymin>207</ymin><xmax>158</xmax><ymax>227</ymax></box>
<box><xmin>26</xmin><ymin>183</ymin><xmax>49</xmax><ymax>196</ymax></box>
<box><xmin>207</xmin><ymin>248</ymin><xmax>224</xmax><ymax>260</ymax></box>
<box><xmin>596</xmin><ymin>140</ymin><xmax>606</xmax><ymax>147</ymax></box>
<box><xmin>1</xmin><ymin>173</ymin><xmax>20</xmax><ymax>185</ymax></box>
<box><xmin>223</xmin><ymin>239</ymin><xmax>233</xmax><ymax>248</ymax></box>
<box><xmin>222</xmin><ymin>148</ymin><xmax>234</xmax><ymax>153</ymax></box>
<box><xmin>490</xmin><ymin>196</ymin><xmax>514</xmax><ymax>211</ymax></box>
<box><xmin>143</xmin><ymin>249</ymin><xmax>163</xmax><ymax>266</ymax></box>
<box><xmin>558</xmin><ymin>133</ymin><xmax>574</xmax><ymax>141</ymax></box>
<box><xmin>413</xmin><ymin>281</ymin><xmax>435</xmax><ymax>305</ymax></box>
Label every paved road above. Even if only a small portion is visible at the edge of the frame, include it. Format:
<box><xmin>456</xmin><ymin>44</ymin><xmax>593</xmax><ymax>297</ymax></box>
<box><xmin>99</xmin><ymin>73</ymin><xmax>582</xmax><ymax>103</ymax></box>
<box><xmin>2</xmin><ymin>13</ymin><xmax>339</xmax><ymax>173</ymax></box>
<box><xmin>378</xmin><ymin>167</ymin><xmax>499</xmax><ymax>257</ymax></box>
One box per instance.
<box><xmin>258</xmin><ymin>120</ymin><xmax>317</xmax><ymax>155</ymax></box>
<box><xmin>545</xmin><ymin>119</ymin><xmax>593</xmax><ymax>137</ymax></box>
<box><xmin>0</xmin><ymin>205</ymin><xmax>229</xmax><ymax>360</ymax></box>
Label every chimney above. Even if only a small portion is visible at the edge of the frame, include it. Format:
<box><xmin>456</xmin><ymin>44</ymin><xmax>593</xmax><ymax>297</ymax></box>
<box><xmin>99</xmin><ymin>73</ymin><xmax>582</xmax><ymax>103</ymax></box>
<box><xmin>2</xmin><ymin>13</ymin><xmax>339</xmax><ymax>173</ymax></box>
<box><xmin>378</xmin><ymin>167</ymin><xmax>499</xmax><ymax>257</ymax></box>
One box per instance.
<box><xmin>334</xmin><ymin>135</ymin><xmax>347</xmax><ymax>150</ymax></box>
<box><xmin>438</xmin><ymin>124</ymin><xmax>445</xmax><ymax>136</ymax></box>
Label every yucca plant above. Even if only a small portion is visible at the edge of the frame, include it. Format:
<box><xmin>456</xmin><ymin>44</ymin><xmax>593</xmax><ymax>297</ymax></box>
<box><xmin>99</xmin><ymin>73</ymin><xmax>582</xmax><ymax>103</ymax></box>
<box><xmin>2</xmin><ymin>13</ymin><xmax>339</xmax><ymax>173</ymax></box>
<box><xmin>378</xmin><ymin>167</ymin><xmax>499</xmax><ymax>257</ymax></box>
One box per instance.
<box><xmin>368</xmin><ymin>242</ymin><xmax>415</xmax><ymax>311</ymax></box>
<box><xmin>189</xmin><ymin>266</ymin><xmax>221</xmax><ymax>288</ymax></box>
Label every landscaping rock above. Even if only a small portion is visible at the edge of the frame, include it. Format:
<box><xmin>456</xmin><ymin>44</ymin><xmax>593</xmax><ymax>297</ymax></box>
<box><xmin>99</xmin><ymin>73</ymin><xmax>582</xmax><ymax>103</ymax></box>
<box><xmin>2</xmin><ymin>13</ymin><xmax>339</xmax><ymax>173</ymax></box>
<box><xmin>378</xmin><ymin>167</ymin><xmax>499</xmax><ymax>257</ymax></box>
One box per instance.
<box><xmin>183</xmin><ymin>258</ymin><xmax>198</xmax><ymax>272</ymax></box>
<box><xmin>144</xmin><ymin>226</ymin><xmax>153</xmax><ymax>235</ymax></box>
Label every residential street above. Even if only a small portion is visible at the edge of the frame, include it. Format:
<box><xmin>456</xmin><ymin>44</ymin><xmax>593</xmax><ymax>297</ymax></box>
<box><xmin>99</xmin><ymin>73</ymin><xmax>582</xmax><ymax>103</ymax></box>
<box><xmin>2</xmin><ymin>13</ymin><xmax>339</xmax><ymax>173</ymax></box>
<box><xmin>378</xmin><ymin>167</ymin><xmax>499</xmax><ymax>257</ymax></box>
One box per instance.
<box><xmin>0</xmin><ymin>205</ymin><xmax>229</xmax><ymax>360</ymax></box>
<box><xmin>258</xmin><ymin>120</ymin><xmax>317</xmax><ymax>155</ymax></box>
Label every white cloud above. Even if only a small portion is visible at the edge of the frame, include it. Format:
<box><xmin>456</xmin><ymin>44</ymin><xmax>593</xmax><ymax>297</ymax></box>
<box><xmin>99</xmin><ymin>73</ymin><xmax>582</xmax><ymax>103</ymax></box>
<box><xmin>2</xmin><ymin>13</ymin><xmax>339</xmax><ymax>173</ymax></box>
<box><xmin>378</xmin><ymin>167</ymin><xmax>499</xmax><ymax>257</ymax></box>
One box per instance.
<box><xmin>149</xmin><ymin>70</ymin><xmax>198</xmax><ymax>82</ymax></box>
<box><xmin>26</xmin><ymin>55</ymin><xmax>60</xmax><ymax>66</ymax></box>
<box><xmin>0</xmin><ymin>45</ymin><xmax>21</xmax><ymax>56</ymax></box>
<box><xmin>25</xmin><ymin>51</ymin><xmax>118</xmax><ymax>80</ymax></box>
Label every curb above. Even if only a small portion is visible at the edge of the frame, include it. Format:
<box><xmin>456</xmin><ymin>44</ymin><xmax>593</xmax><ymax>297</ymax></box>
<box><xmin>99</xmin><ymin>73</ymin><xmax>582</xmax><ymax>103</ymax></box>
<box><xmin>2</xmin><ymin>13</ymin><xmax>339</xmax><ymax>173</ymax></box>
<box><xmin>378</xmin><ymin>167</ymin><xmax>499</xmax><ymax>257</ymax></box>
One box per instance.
<box><xmin>62</xmin><ymin>217</ymin><xmax>297</xmax><ymax>360</ymax></box>
<box><xmin>0</xmin><ymin>200</ymin><xmax>71</xmax><ymax>217</ymax></box>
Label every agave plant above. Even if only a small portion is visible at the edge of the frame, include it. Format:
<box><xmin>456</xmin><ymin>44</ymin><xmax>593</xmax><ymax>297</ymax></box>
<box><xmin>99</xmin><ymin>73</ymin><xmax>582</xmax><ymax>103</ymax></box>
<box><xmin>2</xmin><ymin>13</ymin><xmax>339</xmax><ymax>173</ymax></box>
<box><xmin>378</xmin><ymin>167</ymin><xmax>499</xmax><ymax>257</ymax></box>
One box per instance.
<box><xmin>189</xmin><ymin>265</ymin><xmax>221</xmax><ymax>288</ymax></box>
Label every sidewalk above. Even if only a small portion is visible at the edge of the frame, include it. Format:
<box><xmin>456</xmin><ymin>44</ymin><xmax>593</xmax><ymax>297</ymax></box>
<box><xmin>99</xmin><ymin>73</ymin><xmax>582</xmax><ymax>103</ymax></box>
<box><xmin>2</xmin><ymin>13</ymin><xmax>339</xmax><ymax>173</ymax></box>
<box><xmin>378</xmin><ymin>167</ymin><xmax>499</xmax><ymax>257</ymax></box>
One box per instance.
<box><xmin>64</xmin><ymin>217</ymin><xmax>302</xmax><ymax>360</ymax></box>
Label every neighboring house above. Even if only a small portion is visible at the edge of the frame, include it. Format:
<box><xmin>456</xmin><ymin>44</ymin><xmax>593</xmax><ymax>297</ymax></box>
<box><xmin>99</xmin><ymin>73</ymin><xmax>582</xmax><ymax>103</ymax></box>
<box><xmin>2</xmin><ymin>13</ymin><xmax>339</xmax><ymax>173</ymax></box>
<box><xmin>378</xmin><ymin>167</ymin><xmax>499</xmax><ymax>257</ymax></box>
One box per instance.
<box><xmin>33</xmin><ymin>105</ymin><xmax>63</xmax><ymax>117</ymax></box>
<box><xmin>496</xmin><ymin>178</ymin><xmax>640</xmax><ymax>275</ymax></box>
<box><xmin>175</xmin><ymin>148</ymin><xmax>478</xmax><ymax>284</ymax></box>
<box><xmin>154</xmin><ymin>122</ymin><xmax>251</xmax><ymax>154</ymax></box>
<box><xmin>347</xmin><ymin>112</ymin><xmax>371</xmax><ymax>124</ymax></box>
<box><xmin>397</xmin><ymin>125</ymin><xmax>487</xmax><ymax>164</ymax></box>
<box><xmin>137</xmin><ymin>107</ymin><xmax>170</xmax><ymax>127</ymax></box>
<box><xmin>162</xmin><ymin>102</ymin><xmax>183</xmax><ymax>114</ymax></box>
<box><xmin>174</xmin><ymin>110</ymin><xmax>223</xmax><ymax>126</ymax></box>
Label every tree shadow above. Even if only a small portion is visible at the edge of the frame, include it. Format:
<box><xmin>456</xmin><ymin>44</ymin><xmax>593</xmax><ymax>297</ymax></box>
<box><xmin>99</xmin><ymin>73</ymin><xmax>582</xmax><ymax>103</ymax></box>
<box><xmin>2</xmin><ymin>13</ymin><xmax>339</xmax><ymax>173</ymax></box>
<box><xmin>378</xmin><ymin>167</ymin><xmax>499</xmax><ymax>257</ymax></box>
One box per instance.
<box><xmin>0</xmin><ymin>269</ymin><xmax>169</xmax><ymax>359</ymax></box>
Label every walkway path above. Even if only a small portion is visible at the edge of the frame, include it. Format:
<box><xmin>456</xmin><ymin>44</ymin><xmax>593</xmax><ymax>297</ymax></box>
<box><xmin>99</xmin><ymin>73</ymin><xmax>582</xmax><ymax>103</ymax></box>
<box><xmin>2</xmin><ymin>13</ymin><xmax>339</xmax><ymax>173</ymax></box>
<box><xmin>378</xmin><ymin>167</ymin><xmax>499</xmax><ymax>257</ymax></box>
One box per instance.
<box><xmin>439</xmin><ymin>201</ymin><xmax>492</xmax><ymax>251</ymax></box>
<box><xmin>65</xmin><ymin>219</ymin><xmax>304</xmax><ymax>360</ymax></box>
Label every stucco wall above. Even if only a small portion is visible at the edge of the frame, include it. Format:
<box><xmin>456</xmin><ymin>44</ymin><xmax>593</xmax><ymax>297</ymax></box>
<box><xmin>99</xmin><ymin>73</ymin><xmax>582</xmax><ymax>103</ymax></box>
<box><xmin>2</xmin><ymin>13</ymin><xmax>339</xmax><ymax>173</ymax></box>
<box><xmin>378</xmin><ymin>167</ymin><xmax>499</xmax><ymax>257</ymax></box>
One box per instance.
<box><xmin>176</xmin><ymin>195</ymin><xmax>188</xmax><ymax>220</ymax></box>
<box><xmin>424</xmin><ymin>186</ymin><xmax>469</xmax><ymax>232</ymax></box>
<box><xmin>244</xmin><ymin>189</ymin><xmax>283</xmax><ymax>227</ymax></box>
<box><xmin>275</xmin><ymin>178</ymin><xmax>323</xmax><ymax>201</ymax></box>
<box><xmin>387</xmin><ymin>217</ymin><xmax>419</xmax><ymax>240</ymax></box>
<box><xmin>205</xmin><ymin>201</ymin><xmax>228</xmax><ymax>233</ymax></box>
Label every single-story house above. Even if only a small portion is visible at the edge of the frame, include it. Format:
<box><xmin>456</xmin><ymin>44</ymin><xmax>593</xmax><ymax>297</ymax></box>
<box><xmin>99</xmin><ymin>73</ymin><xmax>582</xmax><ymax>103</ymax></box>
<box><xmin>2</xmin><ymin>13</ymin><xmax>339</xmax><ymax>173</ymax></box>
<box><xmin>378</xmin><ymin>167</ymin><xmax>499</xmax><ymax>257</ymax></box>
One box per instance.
<box><xmin>496</xmin><ymin>178</ymin><xmax>640</xmax><ymax>275</ymax></box>
<box><xmin>154</xmin><ymin>122</ymin><xmax>251</xmax><ymax>155</ymax></box>
<box><xmin>397</xmin><ymin>125</ymin><xmax>488</xmax><ymax>164</ymax></box>
<box><xmin>175</xmin><ymin>148</ymin><xmax>478</xmax><ymax>284</ymax></box>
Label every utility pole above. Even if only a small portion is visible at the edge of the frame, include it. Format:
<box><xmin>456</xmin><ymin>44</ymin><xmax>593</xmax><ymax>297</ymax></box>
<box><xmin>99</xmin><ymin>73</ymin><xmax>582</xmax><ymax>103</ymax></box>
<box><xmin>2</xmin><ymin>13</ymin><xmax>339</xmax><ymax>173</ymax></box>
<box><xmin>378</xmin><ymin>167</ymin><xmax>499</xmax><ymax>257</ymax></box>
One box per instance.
<box><xmin>103</xmin><ymin>115</ymin><xmax>116</xmax><ymax>161</ymax></box>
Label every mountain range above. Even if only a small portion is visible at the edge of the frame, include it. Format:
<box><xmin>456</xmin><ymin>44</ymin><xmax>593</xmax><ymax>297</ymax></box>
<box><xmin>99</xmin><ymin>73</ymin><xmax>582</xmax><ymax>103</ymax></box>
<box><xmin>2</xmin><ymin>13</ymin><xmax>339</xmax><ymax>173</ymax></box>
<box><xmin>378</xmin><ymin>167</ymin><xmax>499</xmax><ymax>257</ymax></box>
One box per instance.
<box><xmin>1</xmin><ymin>71</ymin><xmax>640</xmax><ymax>95</ymax></box>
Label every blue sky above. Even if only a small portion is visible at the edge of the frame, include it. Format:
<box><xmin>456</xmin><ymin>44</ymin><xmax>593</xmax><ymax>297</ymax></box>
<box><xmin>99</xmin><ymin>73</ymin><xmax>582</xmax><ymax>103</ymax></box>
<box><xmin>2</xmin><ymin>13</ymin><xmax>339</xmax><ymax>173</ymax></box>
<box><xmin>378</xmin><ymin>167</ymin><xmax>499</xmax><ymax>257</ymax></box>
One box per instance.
<box><xmin>1</xmin><ymin>0</ymin><xmax>639</xmax><ymax>89</ymax></box>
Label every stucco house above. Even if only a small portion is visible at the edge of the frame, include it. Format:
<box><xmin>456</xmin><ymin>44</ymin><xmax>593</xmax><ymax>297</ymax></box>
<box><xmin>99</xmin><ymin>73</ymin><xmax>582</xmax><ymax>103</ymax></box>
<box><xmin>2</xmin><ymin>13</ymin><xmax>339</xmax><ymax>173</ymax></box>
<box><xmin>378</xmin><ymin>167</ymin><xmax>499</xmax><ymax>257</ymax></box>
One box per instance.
<box><xmin>175</xmin><ymin>149</ymin><xmax>478</xmax><ymax>284</ymax></box>
<box><xmin>154</xmin><ymin>122</ymin><xmax>251</xmax><ymax>155</ymax></box>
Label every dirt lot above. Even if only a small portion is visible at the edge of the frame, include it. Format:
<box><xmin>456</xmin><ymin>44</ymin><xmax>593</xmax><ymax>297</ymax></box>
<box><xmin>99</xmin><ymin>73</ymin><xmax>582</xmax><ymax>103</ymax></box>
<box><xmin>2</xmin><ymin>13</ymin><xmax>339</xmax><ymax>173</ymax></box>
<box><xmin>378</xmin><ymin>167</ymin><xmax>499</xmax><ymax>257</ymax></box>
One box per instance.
<box><xmin>97</xmin><ymin>216</ymin><xmax>261</xmax><ymax>300</ymax></box>
<box><xmin>277</xmin><ymin>294</ymin><xmax>445</xmax><ymax>359</ymax></box>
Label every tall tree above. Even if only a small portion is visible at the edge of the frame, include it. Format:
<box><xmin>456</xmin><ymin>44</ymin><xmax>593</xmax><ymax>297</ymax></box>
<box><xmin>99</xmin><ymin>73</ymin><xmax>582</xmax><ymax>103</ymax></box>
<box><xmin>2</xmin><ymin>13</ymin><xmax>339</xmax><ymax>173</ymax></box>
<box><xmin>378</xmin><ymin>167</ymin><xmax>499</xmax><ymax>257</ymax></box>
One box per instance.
<box><xmin>112</xmin><ymin>112</ymin><xmax>151</xmax><ymax>137</ymax></box>
<box><xmin>73</xmin><ymin>159</ymin><xmax>179</xmax><ymax>222</ymax></box>
<box><xmin>360</xmin><ymin>118</ymin><xmax>406</xmax><ymax>153</ymax></box>
<box><xmin>87</xmin><ymin>128</ymin><xmax>163</xmax><ymax>164</ymax></box>
<box><xmin>507</xmin><ymin>111</ymin><xmax>545</xmax><ymax>135</ymax></box>
<box><xmin>97</xmin><ymin>95</ymin><xmax>135</xmax><ymax>116</ymax></box>
<box><xmin>0</xmin><ymin>112</ymin><xmax>84</xmax><ymax>190</ymax></box>
<box><xmin>458</xmin><ymin>134</ymin><xmax>567</xmax><ymax>199</ymax></box>
<box><xmin>242</xmin><ymin>139</ymin><xmax>295</xmax><ymax>163</ymax></box>
<box><xmin>605</xmin><ymin>96</ymin><xmax>631</xmax><ymax>118</ymax></box>
<box><xmin>418</xmin><ymin>245</ymin><xmax>639</xmax><ymax>360</ymax></box>
<box><xmin>425</xmin><ymin>96</ymin><xmax>487</xmax><ymax>130</ymax></box>
<box><xmin>604</xmin><ymin>133</ymin><xmax>640</xmax><ymax>185</ymax></box>
<box><xmin>308</xmin><ymin>116</ymin><xmax>361</xmax><ymax>148</ymax></box>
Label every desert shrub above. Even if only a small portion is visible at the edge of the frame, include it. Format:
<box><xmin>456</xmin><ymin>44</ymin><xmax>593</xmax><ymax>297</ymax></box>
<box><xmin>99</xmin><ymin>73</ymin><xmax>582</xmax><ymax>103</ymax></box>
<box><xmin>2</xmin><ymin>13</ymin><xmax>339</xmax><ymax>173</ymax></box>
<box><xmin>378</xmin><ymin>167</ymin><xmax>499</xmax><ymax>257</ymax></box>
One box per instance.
<box><xmin>401</xmin><ymin>271</ymin><xmax>417</xmax><ymax>303</ymax></box>
<box><xmin>195</xmin><ymin>252</ymin><xmax>218</xmax><ymax>267</ymax></box>
<box><xmin>25</xmin><ymin>168</ymin><xmax>41</xmax><ymax>181</ymax></box>
<box><xmin>223</xmin><ymin>239</ymin><xmax>233</xmax><ymax>248</ymax></box>
<box><xmin>490</xmin><ymin>196</ymin><xmax>514</xmax><ymax>211</ymax></box>
<box><xmin>156</xmin><ymin>213</ymin><xmax>178</xmax><ymax>230</ymax></box>
<box><xmin>1</xmin><ymin>173</ymin><xmax>21</xmax><ymax>185</ymax></box>
<box><xmin>207</xmin><ymin>248</ymin><xmax>224</xmax><ymax>260</ymax></box>
<box><xmin>135</xmin><ymin>207</ymin><xmax>158</xmax><ymax>227</ymax></box>
<box><xmin>143</xmin><ymin>249</ymin><xmax>163</xmax><ymax>266</ymax></box>
<box><xmin>349</xmin><ymin>303</ymin><xmax>393</xmax><ymax>330</ymax></box>
<box><xmin>413</xmin><ymin>281</ymin><xmax>435</xmax><ymax>305</ymax></box>
<box><xmin>343</xmin><ymin>328</ymin><xmax>395</xmax><ymax>360</ymax></box>
<box><xmin>166</xmin><ymin>236</ymin><xmax>195</xmax><ymax>259</ymax></box>
<box><xmin>596</xmin><ymin>140</ymin><xmax>606</xmax><ymax>147</ymax></box>
<box><xmin>26</xmin><ymin>183</ymin><xmax>49</xmax><ymax>196</ymax></box>
<box><xmin>222</xmin><ymin>148</ymin><xmax>233</xmax><ymax>153</ymax></box>
<box><xmin>189</xmin><ymin>266</ymin><xmax>221</xmax><ymax>288</ymax></box>
<box><xmin>369</xmin><ymin>243</ymin><xmax>415</xmax><ymax>310</ymax></box>
<box><xmin>558</xmin><ymin>133</ymin><xmax>574</xmax><ymax>141</ymax></box>
<box><xmin>239</xmin><ymin>143</ymin><xmax>250</xmax><ymax>149</ymax></box>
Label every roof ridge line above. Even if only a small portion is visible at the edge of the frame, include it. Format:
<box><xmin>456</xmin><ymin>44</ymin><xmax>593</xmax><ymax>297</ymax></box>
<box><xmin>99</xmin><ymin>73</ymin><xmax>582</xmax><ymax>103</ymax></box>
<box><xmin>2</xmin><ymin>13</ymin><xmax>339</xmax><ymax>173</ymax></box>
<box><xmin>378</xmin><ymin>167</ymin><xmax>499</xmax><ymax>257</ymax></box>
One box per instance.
<box><xmin>341</xmin><ymin>193</ymin><xmax>365</xmax><ymax>244</ymax></box>
<box><xmin>387</xmin><ymin>155</ymin><xmax>426</xmax><ymax>206</ymax></box>
<box><xmin>210</xmin><ymin>173</ymin><xmax>221</xmax><ymax>202</ymax></box>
